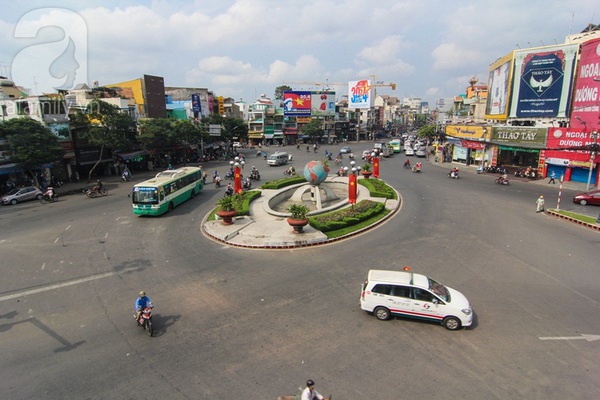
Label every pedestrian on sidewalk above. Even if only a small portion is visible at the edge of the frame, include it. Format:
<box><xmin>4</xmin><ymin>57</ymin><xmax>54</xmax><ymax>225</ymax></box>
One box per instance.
<box><xmin>536</xmin><ymin>195</ymin><xmax>545</xmax><ymax>213</ymax></box>
<box><xmin>548</xmin><ymin>171</ymin><xmax>556</xmax><ymax>184</ymax></box>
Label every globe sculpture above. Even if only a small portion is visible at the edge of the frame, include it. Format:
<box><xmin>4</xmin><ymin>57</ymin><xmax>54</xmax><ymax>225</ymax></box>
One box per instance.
<box><xmin>303</xmin><ymin>160</ymin><xmax>330</xmax><ymax>185</ymax></box>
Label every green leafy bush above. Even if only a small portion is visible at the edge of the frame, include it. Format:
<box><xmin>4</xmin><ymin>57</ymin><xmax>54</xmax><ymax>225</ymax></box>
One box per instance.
<box><xmin>260</xmin><ymin>176</ymin><xmax>305</xmax><ymax>189</ymax></box>
<box><xmin>309</xmin><ymin>200</ymin><xmax>385</xmax><ymax>232</ymax></box>
<box><xmin>358</xmin><ymin>179</ymin><xmax>397</xmax><ymax>199</ymax></box>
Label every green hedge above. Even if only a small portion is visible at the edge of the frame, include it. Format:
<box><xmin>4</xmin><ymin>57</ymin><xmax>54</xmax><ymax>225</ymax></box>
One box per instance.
<box><xmin>309</xmin><ymin>200</ymin><xmax>385</xmax><ymax>232</ymax></box>
<box><xmin>260</xmin><ymin>176</ymin><xmax>306</xmax><ymax>189</ymax></box>
<box><xmin>358</xmin><ymin>179</ymin><xmax>397</xmax><ymax>199</ymax></box>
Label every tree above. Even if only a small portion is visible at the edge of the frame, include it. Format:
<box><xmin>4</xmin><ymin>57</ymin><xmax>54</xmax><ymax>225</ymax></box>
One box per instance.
<box><xmin>137</xmin><ymin>118</ymin><xmax>177</xmax><ymax>164</ymax></box>
<box><xmin>198</xmin><ymin>114</ymin><xmax>248</xmax><ymax>150</ymax></box>
<box><xmin>300</xmin><ymin>119</ymin><xmax>323</xmax><ymax>143</ymax></box>
<box><xmin>79</xmin><ymin>100</ymin><xmax>137</xmax><ymax>181</ymax></box>
<box><xmin>172</xmin><ymin>119</ymin><xmax>206</xmax><ymax>147</ymax></box>
<box><xmin>274</xmin><ymin>85</ymin><xmax>292</xmax><ymax>101</ymax></box>
<box><xmin>0</xmin><ymin>118</ymin><xmax>65</xmax><ymax>173</ymax></box>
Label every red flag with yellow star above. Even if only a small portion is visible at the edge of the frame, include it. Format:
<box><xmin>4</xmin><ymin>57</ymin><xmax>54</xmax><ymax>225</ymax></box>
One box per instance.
<box><xmin>348</xmin><ymin>173</ymin><xmax>357</xmax><ymax>204</ymax></box>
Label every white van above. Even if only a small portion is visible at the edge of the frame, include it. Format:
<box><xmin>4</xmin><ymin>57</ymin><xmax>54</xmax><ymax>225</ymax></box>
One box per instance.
<box><xmin>267</xmin><ymin>152</ymin><xmax>289</xmax><ymax>166</ymax></box>
<box><xmin>360</xmin><ymin>269</ymin><xmax>473</xmax><ymax>330</ymax></box>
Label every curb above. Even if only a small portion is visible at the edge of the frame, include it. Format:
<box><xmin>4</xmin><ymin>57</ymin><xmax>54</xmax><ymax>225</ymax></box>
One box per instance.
<box><xmin>201</xmin><ymin>188</ymin><xmax>402</xmax><ymax>250</ymax></box>
<box><xmin>545</xmin><ymin>209</ymin><xmax>600</xmax><ymax>232</ymax></box>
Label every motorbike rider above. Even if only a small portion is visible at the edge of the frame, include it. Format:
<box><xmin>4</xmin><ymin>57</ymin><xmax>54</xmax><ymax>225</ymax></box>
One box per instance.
<box><xmin>225</xmin><ymin>183</ymin><xmax>234</xmax><ymax>196</ymax></box>
<box><xmin>301</xmin><ymin>379</ymin><xmax>327</xmax><ymax>400</ymax></box>
<box><xmin>43</xmin><ymin>186</ymin><xmax>55</xmax><ymax>200</ymax></box>
<box><xmin>92</xmin><ymin>179</ymin><xmax>103</xmax><ymax>192</ymax></box>
<box><xmin>451</xmin><ymin>167</ymin><xmax>459</xmax><ymax>178</ymax></box>
<box><xmin>404</xmin><ymin>159</ymin><xmax>411</xmax><ymax>168</ymax></box>
<box><xmin>134</xmin><ymin>291</ymin><xmax>153</xmax><ymax>324</ymax></box>
<box><xmin>285</xmin><ymin>165</ymin><xmax>296</xmax><ymax>176</ymax></box>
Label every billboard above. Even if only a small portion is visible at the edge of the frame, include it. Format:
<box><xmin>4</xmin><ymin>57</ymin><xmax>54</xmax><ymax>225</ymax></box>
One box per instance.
<box><xmin>490</xmin><ymin>126</ymin><xmax>547</xmax><ymax>148</ymax></box>
<box><xmin>546</xmin><ymin>127</ymin><xmax>597</xmax><ymax>163</ymax></box>
<box><xmin>485</xmin><ymin>52</ymin><xmax>514</xmax><ymax>120</ymax></box>
<box><xmin>569</xmin><ymin>38</ymin><xmax>600</xmax><ymax>131</ymax></box>
<box><xmin>311</xmin><ymin>91</ymin><xmax>336</xmax><ymax>116</ymax></box>
<box><xmin>348</xmin><ymin>79</ymin><xmax>372</xmax><ymax>109</ymax></box>
<box><xmin>445</xmin><ymin>125</ymin><xmax>488</xmax><ymax>140</ymax></box>
<box><xmin>509</xmin><ymin>44</ymin><xmax>578</xmax><ymax>118</ymax></box>
<box><xmin>283</xmin><ymin>91</ymin><xmax>312</xmax><ymax>116</ymax></box>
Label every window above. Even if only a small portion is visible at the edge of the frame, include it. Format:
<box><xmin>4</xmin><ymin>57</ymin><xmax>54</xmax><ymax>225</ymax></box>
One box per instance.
<box><xmin>371</xmin><ymin>284</ymin><xmax>392</xmax><ymax>295</ymax></box>
<box><xmin>391</xmin><ymin>285</ymin><xmax>412</xmax><ymax>299</ymax></box>
<box><xmin>413</xmin><ymin>288</ymin><xmax>434</xmax><ymax>302</ymax></box>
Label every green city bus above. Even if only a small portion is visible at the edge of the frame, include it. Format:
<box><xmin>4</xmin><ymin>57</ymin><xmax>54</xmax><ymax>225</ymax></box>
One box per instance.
<box><xmin>132</xmin><ymin>167</ymin><xmax>204</xmax><ymax>216</ymax></box>
<box><xmin>389</xmin><ymin>139</ymin><xmax>401</xmax><ymax>153</ymax></box>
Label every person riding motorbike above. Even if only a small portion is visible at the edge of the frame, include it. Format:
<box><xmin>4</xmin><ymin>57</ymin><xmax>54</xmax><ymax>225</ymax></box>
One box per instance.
<box><xmin>450</xmin><ymin>167</ymin><xmax>459</xmax><ymax>178</ymax></box>
<box><xmin>301</xmin><ymin>379</ymin><xmax>327</xmax><ymax>400</ymax></box>
<box><xmin>243</xmin><ymin>176</ymin><xmax>252</xmax><ymax>188</ymax></box>
<box><xmin>134</xmin><ymin>291</ymin><xmax>153</xmax><ymax>325</ymax></box>
<box><xmin>43</xmin><ymin>186</ymin><xmax>55</xmax><ymax>201</ymax></box>
<box><xmin>225</xmin><ymin>183</ymin><xmax>234</xmax><ymax>196</ymax></box>
<box><xmin>404</xmin><ymin>159</ymin><xmax>411</xmax><ymax>168</ymax></box>
<box><xmin>92</xmin><ymin>180</ymin><xmax>103</xmax><ymax>192</ymax></box>
<box><xmin>285</xmin><ymin>165</ymin><xmax>296</xmax><ymax>176</ymax></box>
<box><xmin>250</xmin><ymin>166</ymin><xmax>260</xmax><ymax>180</ymax></box>
<box><xmin>214</xmin><ymin>174</ymin><xmax>221</xmax><ymax>187</ymax></box>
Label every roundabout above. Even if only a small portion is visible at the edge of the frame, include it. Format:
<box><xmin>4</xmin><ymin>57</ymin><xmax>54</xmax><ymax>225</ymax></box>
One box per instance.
<box><xmin>202</xmin><ymin>171</ymin><xmax>401</xmax><ymax>249</ymax></box>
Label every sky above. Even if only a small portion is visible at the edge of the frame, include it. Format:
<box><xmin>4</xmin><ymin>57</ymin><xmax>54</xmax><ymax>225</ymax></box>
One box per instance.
<box><xmin>0</xmin><ymin>0</ymin><xmax>598</xmax><ymax>107</ymax></box>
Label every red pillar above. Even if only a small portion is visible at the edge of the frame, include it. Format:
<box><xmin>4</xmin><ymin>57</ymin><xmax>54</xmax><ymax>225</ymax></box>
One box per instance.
<box><xmin>234</xmin><ymin>166</ymin><xmax>242</xmax><ymax>194</ymax></box>
<box><xmin>348</xmin><ymin>173</ymin><xmax>357</xmax><ymax>204</ymax></box>
<box><xmin>373</xmin><ymin>157</ymin><xmax>380</xmax><ymax>178</ymax></box>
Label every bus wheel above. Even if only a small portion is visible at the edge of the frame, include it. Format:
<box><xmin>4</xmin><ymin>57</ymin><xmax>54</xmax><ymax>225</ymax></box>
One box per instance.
<box><xmin>168</xmin><ymin>202</ymin><xmax>174</xmax><ymax>212</ymax></box>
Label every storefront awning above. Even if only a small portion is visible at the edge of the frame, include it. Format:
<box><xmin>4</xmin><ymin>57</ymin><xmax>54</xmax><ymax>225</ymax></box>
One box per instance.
<box><xmin>118</xmin><ymin>150</ymin><xmax>148</xmax><ymax>160</ymax></box>
<box><xmin>0</xmin><ymin>163</ymin><xmax>24</xmax><ymax>175</ymax></box>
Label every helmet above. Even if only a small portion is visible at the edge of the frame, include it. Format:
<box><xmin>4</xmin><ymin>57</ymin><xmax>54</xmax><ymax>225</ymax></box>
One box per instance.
<box><xmin>306</xmin><ymin>379</ymin><xmax>315</xmax><ymax>387</ymax></box>
<box><xmin>139</xmin><ymin>291</ymin><xmax>146</xmax><ymax>297</ymax></box>
<box><xmin>540</xmin><ymin>196</ymin><xmax>544</xmax><ymax>198</ymax></box>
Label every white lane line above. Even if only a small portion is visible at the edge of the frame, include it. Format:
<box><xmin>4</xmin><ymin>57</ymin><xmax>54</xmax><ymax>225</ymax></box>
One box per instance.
<box><xmin>54</xmin><ymin>237</ymin><xmax>60</xmax><ymax>244</ymax></box>
<box><xmin>65</xmin><ymin>225</ymin><xmax>71</xmax><ymax>230</ymax></box>
<box><xmin>539</xmin><ymin>334</ymin><xmax>600</xmax><ymax>342</ymax></box>
<box><xmin>41</xmin><ymin>263</ymin><xmax>45</xmax><ymax>271</ymax></box>
<box><xmin>0</xmin><ymin>267</ymin><xmax>139</xmax><ymax>302</ymax></box>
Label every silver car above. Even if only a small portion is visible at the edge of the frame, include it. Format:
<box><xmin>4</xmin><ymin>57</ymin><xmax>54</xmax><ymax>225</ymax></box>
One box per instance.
<box><xmin>1</xmin><ymin>186</ymin><xmax>43</xmax><ymax>205</ymax></box>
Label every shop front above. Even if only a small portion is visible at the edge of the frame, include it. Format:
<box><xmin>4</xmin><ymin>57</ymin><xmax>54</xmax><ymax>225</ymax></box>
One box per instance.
<box><xmin>545</xmin><ymin>127</ymin><xmax>599</xmax><ymax>185</ymax></box>
<box><xmin>445</xmin><ymin>125</ymin><xmax>490</xmax><ymax>166</ymax></box>
<box><xmin>490</xmin><ymin>126</ymin><xmax>547</xmax><ymax>175</ymax></box>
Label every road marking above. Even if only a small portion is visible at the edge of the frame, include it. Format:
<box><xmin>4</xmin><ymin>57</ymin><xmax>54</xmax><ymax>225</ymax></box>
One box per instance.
<box><xmin>0</xmin><ymin>267</ymin><xmax>139</xmax><ymax>302</ymax></box>
<box><xmin>539</xmin><ymin>334</ymin><xmax>600</xmax><ymax>342</ymax></box>
<box><xmin>41</xmin><ymin>263</ymin><xmax>45</xmax><ymax>271</ymax></box>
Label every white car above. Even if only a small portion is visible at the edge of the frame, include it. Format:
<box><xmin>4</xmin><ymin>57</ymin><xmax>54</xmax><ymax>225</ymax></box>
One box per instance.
<box><xmin>405</xmin><ymin>147</ymin><xmax>415</xmax><ymax>156</ymax></box>
<box><xmin>360</xmin><ymin>269</ymin><xmax>473</xmax><ymax>330</ymax></box>
<box><xmin>340</xmin><ymin>146</ymin><xmax>352</xmax><ymax>154</ymax></box>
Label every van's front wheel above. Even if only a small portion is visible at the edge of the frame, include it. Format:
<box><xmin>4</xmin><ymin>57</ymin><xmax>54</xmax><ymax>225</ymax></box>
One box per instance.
<box><xmin>443</xmin><ymin>316</ymin><xmax>461</xmax><ymax>330</ymax></box>
<box><xmin>374</xmin><ymin>307</ymin><xmax>390</xmax><ymax>321</ymax></box>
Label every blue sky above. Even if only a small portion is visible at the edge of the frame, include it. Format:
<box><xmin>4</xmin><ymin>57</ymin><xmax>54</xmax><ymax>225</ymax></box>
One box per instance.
<box><xmin>0</xmin><ymin>0</ymin><xmax>598</xmax><ymax>105</ymax></box>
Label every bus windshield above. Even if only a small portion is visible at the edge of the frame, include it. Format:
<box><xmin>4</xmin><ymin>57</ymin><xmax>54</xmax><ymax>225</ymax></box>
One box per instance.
<box><xmin>132</xmin><ymin>187</ymin><xmax>159</xmax><ymax>204</ymax></box>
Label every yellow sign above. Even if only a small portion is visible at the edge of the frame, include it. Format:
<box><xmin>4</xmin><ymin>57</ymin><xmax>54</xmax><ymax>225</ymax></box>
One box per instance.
<box><xmin>445</xmin><ymin>125</ymin><xmax>489</xmax><ymax>140</ymax></box>
<box><xmin>296</xmin><ymin>117</ymin><xmax>312</xmax><ymax>123</ymax></box>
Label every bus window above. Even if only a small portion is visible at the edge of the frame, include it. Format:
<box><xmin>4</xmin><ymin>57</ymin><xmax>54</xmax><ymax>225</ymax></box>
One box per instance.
<box><xmin>133</xmin><ymin>187</ymin><xmax>158</xmax><ymax>204</ymax></box>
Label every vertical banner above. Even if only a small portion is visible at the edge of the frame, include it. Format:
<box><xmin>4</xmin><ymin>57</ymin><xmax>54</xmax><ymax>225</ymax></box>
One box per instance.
<box><xmin>348</xmin><ymin>173</ymin><xmax>357</xmax><ymax>204</ymax></box>
<box><xmin>234</xmin><ymin>166</ymin><xmax>242</xmax><ymax>194</ymax></box>
<box><xmin>373</xmin><ymin>157</ymin><xmax>380</xmax><ymax>178</ymax></box>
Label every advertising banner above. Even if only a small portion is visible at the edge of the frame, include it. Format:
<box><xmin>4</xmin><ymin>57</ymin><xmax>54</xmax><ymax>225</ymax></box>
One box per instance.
<box><xmin>569</xmin><ymin>38</ymin><xmax>600</xmax><ymax>130</ymax></box>
<box><xmin>491</xmin><ymin>126</ymin><xmax>547</xmax><ymax>148</ymax></box>
<box><xmin>283</xmin><ymin>91</ymin><xmax>312</xmax><ymax>116</ymax></box>
<box><xmin>509</xmin><ymin>44</ymin><xmax>578</xmax><ymax>118</ymax></box>
<box><xmin>191</xmin><ymin>94</ymin><xmax>201</xmax><ymax>113</ymax></box>
<box><xmin>348</xmin><ymin>80</ymin><xmax>372</xmax><ymax>109</ymax></box>
<box><xmin>445</xmin><ymin>125</ymin><xmax>489</xmax><ymax>139</ymax></box>
<box><xmin>311</xmin><ymin>91</ymin><xmax>336</xmax><ymax>115</ymax></box>
<box><xmin>485</xmin><ymin>52</ymin><xmax>514</xmax><ymax>120</ymax></box>
<box><xmin>545</xmin><ymin>127</ymin><xmax>597</xmax><ymax>163</ymax></box>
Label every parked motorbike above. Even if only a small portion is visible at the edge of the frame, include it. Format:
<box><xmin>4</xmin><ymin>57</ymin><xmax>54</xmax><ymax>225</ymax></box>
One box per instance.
<box><xmin>50</xmin><ymin>176</ymin><xmax>63</xmax><ymax>188</ymax></box>
<box><xmin>495</xmin><ymin>176</ymin><xmax>510</xmax><ymax>185</ymax></box>
<box><xmin>85</xmin><ymin>188</ymin><xmax>108</xmax><ymax>198</ymax></box>
<box><xmin>40</xmin><ymin>193</ymin><xmax>59</xmax><ymax>204</ymax></box>
<box><xmin>134</xmin><ymin>307</ymin><xmax>154</xmax><ymax>337</ymax></box>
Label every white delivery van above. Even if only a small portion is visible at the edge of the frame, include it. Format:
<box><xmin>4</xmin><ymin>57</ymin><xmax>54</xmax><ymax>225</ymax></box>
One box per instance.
<box><xmin>360</xmin><ymin>269</ymin><xmax>473</xmax><ymax>330</ymax></box>
<box><xmin>267</xmin><ymin>152</ymin><xmax>289</xmax><ymax>166</ymax></box>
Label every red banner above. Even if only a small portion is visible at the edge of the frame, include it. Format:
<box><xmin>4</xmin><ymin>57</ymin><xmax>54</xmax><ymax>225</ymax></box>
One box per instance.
<box><xmin>348</xmin><ymin>173</ymin><xmax>357</xmax><ymax>204</ymax></box>
<box><xmin>234</xmin><ymin>166</ymin><xmax>242</xmax><ymax>194</ymax></box>
<box><xmin>373</xmin><ymin>157</ymin><xmax>380</xmax><ymax>178</ymax></box>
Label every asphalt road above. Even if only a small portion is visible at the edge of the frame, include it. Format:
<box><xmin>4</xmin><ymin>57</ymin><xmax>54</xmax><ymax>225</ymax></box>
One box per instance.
<box><xmin>1</xmin><ymin>145</ymin><xmax>600</xmax><ymax>400</ymax></box>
